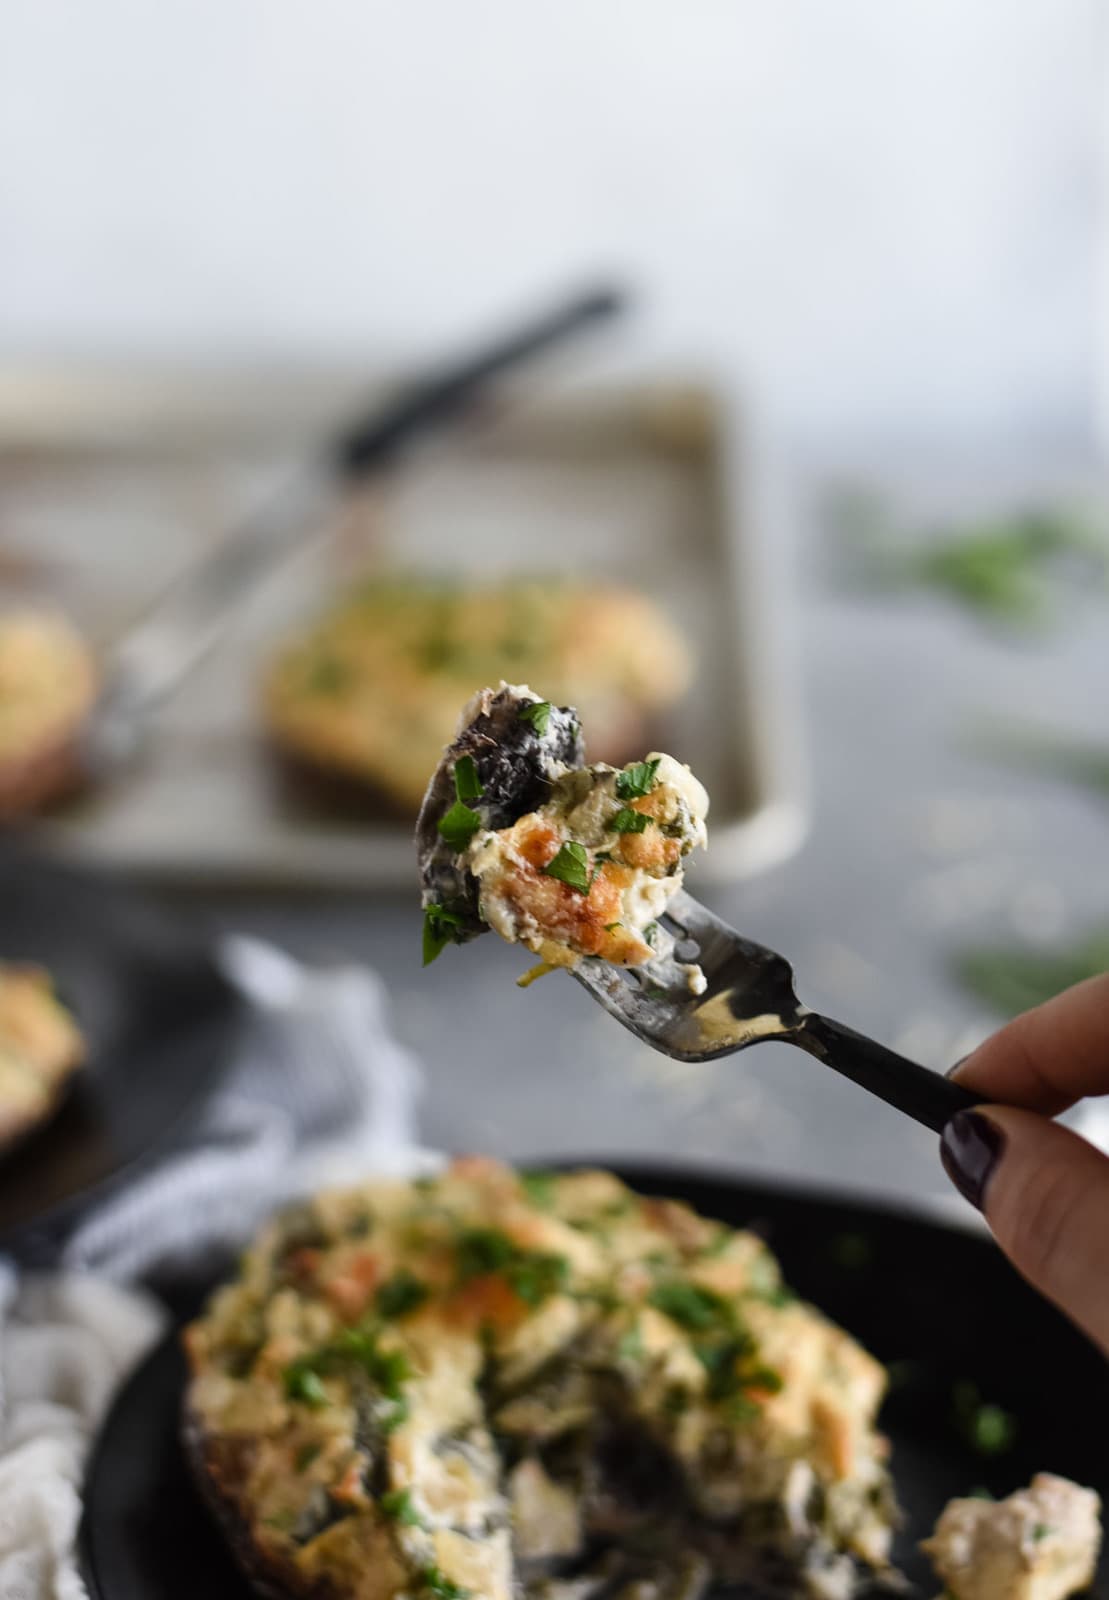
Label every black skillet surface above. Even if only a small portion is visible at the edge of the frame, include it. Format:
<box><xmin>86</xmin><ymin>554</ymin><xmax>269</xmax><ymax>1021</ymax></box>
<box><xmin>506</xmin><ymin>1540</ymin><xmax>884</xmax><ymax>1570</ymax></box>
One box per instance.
<box><xmin>79</xmin><ymin>1163</ymin><xmax>1109</xmax><ymax>1599</ymax></box>
<box><xmin>0</xmin><ymin>845</ymin><xmax>243</xmax><ymax>1259</ymax></box>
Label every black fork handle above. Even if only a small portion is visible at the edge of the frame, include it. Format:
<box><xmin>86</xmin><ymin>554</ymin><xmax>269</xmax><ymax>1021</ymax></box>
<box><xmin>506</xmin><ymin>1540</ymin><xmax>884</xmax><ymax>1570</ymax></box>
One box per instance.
<box><xmin>794</xmin><ymin>1013</ymin><xmax>984</xmax><ymax>1134</ymax></box>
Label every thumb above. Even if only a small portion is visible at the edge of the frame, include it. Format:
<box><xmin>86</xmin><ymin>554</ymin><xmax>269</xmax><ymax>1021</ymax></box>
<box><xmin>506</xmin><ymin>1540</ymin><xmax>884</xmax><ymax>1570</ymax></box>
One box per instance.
<box><xmin>940</xmin><ymin>1107</ymin><xmax>1109</xmax><ymax>1356</ymax></box>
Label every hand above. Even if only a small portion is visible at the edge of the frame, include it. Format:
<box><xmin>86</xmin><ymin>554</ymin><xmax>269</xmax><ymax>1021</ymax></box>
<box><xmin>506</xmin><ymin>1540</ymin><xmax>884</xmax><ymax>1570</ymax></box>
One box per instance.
<box><xmin>944</xmin><ymin>974</ymin><xmax>1109</xmax><ymax>1355</ymax></box>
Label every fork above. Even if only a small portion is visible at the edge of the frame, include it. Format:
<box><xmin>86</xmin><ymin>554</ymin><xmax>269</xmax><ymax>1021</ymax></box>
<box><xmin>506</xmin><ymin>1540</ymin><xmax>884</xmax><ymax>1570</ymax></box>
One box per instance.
<box><xmin>573</xmin><ymin>890</ymin><xmax>983</xmax><ymax>1133</ymax></box>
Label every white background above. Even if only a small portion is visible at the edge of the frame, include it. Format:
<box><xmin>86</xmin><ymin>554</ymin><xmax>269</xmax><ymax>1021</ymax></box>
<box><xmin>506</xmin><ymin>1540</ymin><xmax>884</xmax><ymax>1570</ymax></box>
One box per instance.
<box><xmin>0</xmin><ymin>0</ymin><xmax>1103</xmax><ymax>449</ymax></box>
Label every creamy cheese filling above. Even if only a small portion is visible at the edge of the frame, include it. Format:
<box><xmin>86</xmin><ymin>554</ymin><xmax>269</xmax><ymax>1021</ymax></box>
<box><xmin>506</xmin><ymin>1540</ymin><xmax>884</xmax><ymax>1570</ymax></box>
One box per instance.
<box><xmin>922</xmin><ymin>1474</ymin><xmax>1102</xmax><ymax>1600</ymax></box>
<box><xmin>462</xmin><ymin>751</ymin><xmax>708</xmax><ymax>974</ymax></box>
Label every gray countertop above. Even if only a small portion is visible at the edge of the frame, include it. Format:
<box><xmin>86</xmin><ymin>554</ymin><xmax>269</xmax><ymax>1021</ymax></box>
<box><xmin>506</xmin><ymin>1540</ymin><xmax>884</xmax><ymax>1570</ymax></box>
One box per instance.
<box><xmin>175</xmin><ymin>468</ymin><xmax>1109</xmax><ymax>1213</ymax></box>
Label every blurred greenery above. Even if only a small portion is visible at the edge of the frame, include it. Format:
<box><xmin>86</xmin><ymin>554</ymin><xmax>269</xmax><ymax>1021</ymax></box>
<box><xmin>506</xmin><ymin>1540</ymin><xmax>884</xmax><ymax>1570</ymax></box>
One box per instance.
<box><xmin>968</xmin><ymin>722</ymin><xmax>1109</xmax><ymax>806</ymax></box>
<box><xmin>830</xmin><ymin>488</ymin><xmax>1108</xmax><ymax>630</ymax></box>
<box><xmin>953</xmin><ymin>930</ymin><xmax>1109</xmax><ymax>1017</ymax></box>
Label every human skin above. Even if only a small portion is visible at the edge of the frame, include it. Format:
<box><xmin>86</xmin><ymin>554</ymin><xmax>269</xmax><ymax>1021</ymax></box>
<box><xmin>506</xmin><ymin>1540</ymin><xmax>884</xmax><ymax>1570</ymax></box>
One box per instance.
<box><xmin>942</xmin><ymin>973</ymin><xmax>1109</xmax><ymax>1357</ymax></box>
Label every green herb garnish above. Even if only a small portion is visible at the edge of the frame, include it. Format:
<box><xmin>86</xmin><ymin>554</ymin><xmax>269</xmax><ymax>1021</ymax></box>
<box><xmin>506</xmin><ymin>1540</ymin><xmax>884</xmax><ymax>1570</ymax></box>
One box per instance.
<box><xmin>422</xmin><ymin>903</ymin><xmax>465</xmax><ymax>966</ymax></box>
<box><xmin>611</xmin><ymin>807</ymin><xmax>651</xmax><ymax>834</ymax></box>
<box><xmin>453</xmin><ymin>755</ymin><xmax>483</xmax><ymax>802</ymax></box>
<box><xmin>644</xmin><ymin>922</ymin><xmax>659</xmax><ymax>947</ymax></box>
<box><xmin>455</xmin><ymin>1226</ymin><xmax>568</xmax><ymax>1306</ymax></box>
<box><xmin>283</xmin><ymin>1363</ymin><xmax>328</xmax><ymax>1408</ymax></box>
<box><xmin>1032</xmin><ymin>1523</ymin><xmax>1053</xmax><ymax>1542</ymax></box>
<box><xmin>954</xmin><ymin>928</ymin><xmax>1109</xmax><ymax>1017</ymax></box>
<box><xmin>952</xmin><ymin>1382</ymin><xmax>1017</xmax><ymax>1457</ymax></box>
<box><xmin>520</xmin><ymin>1170</ymin><xmax>557</xmax><ymax>1210</ymax></box>
<box><xmin>542</xmin><ymin>840</ymin><xmax>594</xmax><ymax>893</ymax></box>
<box><xmin>518</xmin><ymin>700</ymin><xmax>553</xmax><ymax>736</ymax></box>
<box><xmin>616</xmin><ymin>759</ymin><xmax>661</xmax><ymax>800</ymax></box>
<box><xmin>420</xmin><ymin>1566</ymin><xmax>471</xmax><ymax>1600</ymax></box>
<box><xmin>693</xmin><ymin>1335</ymin><xmax>753</xmax><ymax>1400</ymax></box>
<box><xmin>604</xmin><ymin>921</ymin><xmax>622</xmax><ymax>933</ymax></box>
<box><xmin>284</xmin><ymin>1329</ymin><xmax>412</xmax><ymax>1427</ymax></box>
<box><xmin>295</xmin><ymin>1442</ymin><xmax>321</xmax><ymax>1471</ymax></box>
<box><xmin>649</xmin><ymin>1280</ymin><xmax>733</xmax><ymax>1332</ymax></box>
<box><xmin>376</xmin><ymin>1270</ymin><xmax>430</xmax><ymax>1320</ymax></box>
<box><xmin>381</xmin><ymin>1488</ymin><xmax>425</xmax><ymax>1527</ymax></box>
<box><xmin>725</xmin><ymin>1393</ymin><xmax>762</xmax><ymax>1424</ymax></box>
<box><xmin>437</xmin><ymin>800</ymin><xmax>482</xmax><ymax>852</ymax></box>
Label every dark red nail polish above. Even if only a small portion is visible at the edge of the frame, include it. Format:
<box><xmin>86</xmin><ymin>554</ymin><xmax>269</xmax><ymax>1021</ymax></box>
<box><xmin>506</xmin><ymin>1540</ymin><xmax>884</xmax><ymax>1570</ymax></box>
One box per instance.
<box><xmin>940</xmin><ymin>1111</ymin><xmax>1005</xmax><ymax>1211</ymax></box>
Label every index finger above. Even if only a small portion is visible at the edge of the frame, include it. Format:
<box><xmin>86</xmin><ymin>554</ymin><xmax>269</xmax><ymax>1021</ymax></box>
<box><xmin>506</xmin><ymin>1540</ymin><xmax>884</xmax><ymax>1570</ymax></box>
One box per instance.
<box><xmin>951</xmin><ymin>972</ymin><xmax>1109</xmax><ymax>1114</ymax></box>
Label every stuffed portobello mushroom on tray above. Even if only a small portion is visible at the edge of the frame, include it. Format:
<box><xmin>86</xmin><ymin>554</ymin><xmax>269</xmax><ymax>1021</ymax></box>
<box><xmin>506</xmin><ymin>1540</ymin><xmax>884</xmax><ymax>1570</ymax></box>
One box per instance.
<box><xmin>263</xmin><ymin>580</ymin><xmax>691</xmax><ymax>817</ymax></box>
<box><xmin>0</xmin><ymin>961</ymin><xmax>84</xmax><ymax>1153</ymax></box>
<box><xmin>183</xmin><ymin>1158</ymin><xmax>897</xmax><ymax>1600</ymax></box>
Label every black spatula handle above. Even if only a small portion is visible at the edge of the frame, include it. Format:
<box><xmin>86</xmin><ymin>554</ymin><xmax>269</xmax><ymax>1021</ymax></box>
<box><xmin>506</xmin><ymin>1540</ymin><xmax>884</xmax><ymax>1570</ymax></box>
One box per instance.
<box><xmin>335</xmin><ymin>284</ymin><xmax>625</xmax><ymax>474</ymax></box>
<box><xmin>798</xmin><ymin>1013</ymin><xmax>984</xmax><ymax>1133</ymax></box>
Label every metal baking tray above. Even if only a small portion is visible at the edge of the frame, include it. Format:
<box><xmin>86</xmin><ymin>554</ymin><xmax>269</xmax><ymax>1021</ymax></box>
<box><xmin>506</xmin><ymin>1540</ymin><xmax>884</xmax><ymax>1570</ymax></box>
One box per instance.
<box><xmin>0</xmin><ymin>367</ymin><xmax>806</xmax><ymax>887</ymax></box>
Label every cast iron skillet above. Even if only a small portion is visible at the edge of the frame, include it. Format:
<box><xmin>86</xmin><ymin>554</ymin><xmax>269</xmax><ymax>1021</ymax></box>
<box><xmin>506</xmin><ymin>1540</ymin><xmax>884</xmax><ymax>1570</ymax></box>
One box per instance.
<box><xmin>79</xmin><ymin>1163</ymin><xmax>1108</xmax><ymax>1599</ymax></box>
<box><xmin>0</xmin><ymin>844</ymin><xmax>243</xmax><ymax>1260</ymax></box>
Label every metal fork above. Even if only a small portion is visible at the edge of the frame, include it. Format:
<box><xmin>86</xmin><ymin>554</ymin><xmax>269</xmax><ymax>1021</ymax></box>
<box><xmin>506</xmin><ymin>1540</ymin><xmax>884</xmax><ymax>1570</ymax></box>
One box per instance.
<box><xmin>573</xmin><ymin>890</ymin><xmax>982</xmax><ymax>1133</ymax></box>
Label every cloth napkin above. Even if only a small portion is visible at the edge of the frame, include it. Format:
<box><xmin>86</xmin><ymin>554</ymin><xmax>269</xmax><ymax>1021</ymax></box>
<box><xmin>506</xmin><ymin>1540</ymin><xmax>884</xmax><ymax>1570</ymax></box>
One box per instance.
<box><xmin>0</xmin><ymin>935</ymin><xmax>429</xmax><ymax>1600</ymax></box>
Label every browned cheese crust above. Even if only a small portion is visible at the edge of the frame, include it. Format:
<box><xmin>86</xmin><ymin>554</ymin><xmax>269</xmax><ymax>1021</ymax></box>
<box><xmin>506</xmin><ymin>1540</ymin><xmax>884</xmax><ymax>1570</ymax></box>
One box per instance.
<box><xmin>262</xmin><ymin>579</ymin><xmax>691</xmax><ymax>813</ymax></box>
<box><xmin>184</xmin><ymin>1159</ymin><xmax>896</xmax><ymax>1600</ymax></box>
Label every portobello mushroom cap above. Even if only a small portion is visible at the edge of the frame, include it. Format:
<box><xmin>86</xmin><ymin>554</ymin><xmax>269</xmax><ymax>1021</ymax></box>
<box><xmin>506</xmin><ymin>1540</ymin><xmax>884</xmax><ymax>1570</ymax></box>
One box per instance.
<box><xmin>416</xmin><ymin>684</ymin><xmax>584</xmax><ymax>938</ymax></box>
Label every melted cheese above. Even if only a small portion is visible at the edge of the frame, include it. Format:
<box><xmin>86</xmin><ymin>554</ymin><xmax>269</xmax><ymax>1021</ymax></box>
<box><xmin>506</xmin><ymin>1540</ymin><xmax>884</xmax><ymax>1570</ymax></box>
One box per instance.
<box><xmin>464</xmin><ymin>752</ymin><xmax>708</xmax><ymax>971</ymax></box>
<box><xmin>923</xmin><ymin>1475</ymin><xmax>1102</xmax><ymax>1600</ymax></box>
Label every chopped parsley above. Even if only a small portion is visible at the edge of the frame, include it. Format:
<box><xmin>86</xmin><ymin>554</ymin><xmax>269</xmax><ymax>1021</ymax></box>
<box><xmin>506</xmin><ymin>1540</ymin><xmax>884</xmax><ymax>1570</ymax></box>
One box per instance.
<box><xmin>295</xmin><ymin>1442</ymin><xmax>321</xmax><ymax>1471</ymax></box>
<box><xmin>643</xmin><ymin>922</ymin><xmax>659</xmax><ymax>947</ymax></box>
<box><xmin>693</xmin><ymin>1335</ymin><xmax>754</xmax><ymax>1399</ymax></box>
<box><xmin>952</xmin><ymin>1382</ymin><xmax>1017</xmax><ymax>1457</ymax></box>
<box><xmin>381</xmin><ymin>1488</ymin><xmax>425</xmax><ymax>1527</ymax></box>
<box><xmin>283</xmin><ymin>1330</ymin><xmax>412</xmax><ymax>1430</ymax></box>
<box><xmin>1032</xmin><ymin>1523</ymin><xmax>1053</xmax><ymax>1542</ymax></box>
<box><xmin>437</xmin><ymin>800</ymin><xmax>483</xmax><ymax>852</ymax></box>
<box><xmin>604</xmin><ymin>921</ymin><xmax>623</xmax><ymax>933</ymax></box>
<box><xmin>375</xmin><ymin>1270</ymin><xmax>430</xmax><ymax>1319</ymax></box>
<box><xmin>453</xmin><ymin>755</ymin><xmax>483</xmax><ymax>802</ymax></box>
<box><xmin>420</xmin><ymin>1566</ymin><xmax>471</xmax><ymax>1600</ymax></box>
<box><xmin>652</xmin><ymin>1277</ymin><xmax>780</xmax><ymax>1415</ymax></box>
<box><xmin>519</xmin><ymin>1170</ymin><xmax>557</xmax><ymax>1210</ymax></box>
<box><xmin>649</xmin><ymin>1280</ymin><xmax>733</xmax><ymax>1332</ymax></box>
<box><xmin>422</xmin><ymin>903</ymin><xmax>466</xmax><ymax>966</ymax></box>
<box><xmin>616</xmin><ymin>758</ymin><xmax>661</xmax><ymax>800</ymax></box>
<box><xmin>542</xmin><ymin>840</ymin><xmax>594</xmax><ymax>893</ymax></box>
<box><xmin>611</xmin><ymin>806</ymin><xmax>651</xmax><ymax>834</ymax></box>
<box><xmin>455</xmin><ymin>1226</ymin><xmax>569</xmax><ymax>1306</ymax></box>
<box><xmin>283</xmin><ymin>1363</ymin><xmax>328</xmax><ymax>1408</ymax></box>
<box><xmin>517</xmin><ymin>700</ymin><xmax>553</xmax><ymax>736</ymax></box>
<box><xmin>724</xmin><ymin>1393</ymin><xmax>762</xmax><ymax>1425</ymax></box>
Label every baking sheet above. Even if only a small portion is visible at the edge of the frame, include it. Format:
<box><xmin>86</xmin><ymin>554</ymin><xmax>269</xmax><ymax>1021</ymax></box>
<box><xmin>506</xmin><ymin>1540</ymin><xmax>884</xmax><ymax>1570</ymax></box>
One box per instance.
<box><xmin>0</xmin><ymin>370</ymin><xmax>806</xmax><ymax>886</ymax></box>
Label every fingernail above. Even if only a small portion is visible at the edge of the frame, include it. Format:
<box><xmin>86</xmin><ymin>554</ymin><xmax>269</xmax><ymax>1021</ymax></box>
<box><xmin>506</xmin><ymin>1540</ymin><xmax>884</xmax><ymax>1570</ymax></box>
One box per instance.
<box><xmin>940</xmin><ymin>1111</ymin><xmax>1005</xmax><ymax>1211</ymax></box>
<box><xmin>945</xmin><ymin>1053</ymin><xmax>971</xmax><ymax>1081</ymax></box>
